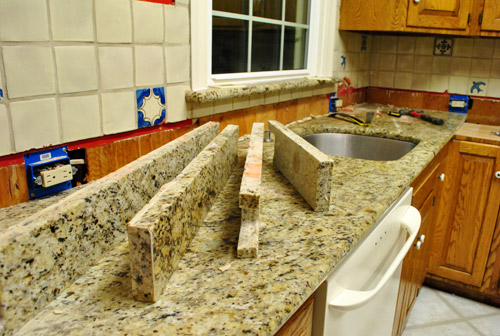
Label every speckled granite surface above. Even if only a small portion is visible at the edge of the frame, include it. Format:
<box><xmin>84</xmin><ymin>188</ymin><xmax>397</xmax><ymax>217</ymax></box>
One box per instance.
<box><xmin>237</xmin><ymin>123</ymin><xmax>264</xmax><ymax>258</ymax></box>
<box><xmin>239</xmin><ymin>123</ymin><xmax>264</xmax><ymax>210</ymax></box>
<box><xmin>16</xmin><ymin>105</ymin><xmax>466</xmax><ymax>336</ymax></box>
<box><xmin>269</xmin><ymin>120</ymin><xmax>333</xmax><ymax>211</ymax></box>
<box><xmin>186</xmin><ymin>77</ymin><xmax>340</xmax><ymax>103</ymax></box>
<box><xmin>128</xmin><ymin>125</ymin><xmax>238</xmax><ymax>302</ymax></box>
<box><xmin>0</xmin><ymin>122</ymin><xmax>219</xmax><ymax>336</ymax></box>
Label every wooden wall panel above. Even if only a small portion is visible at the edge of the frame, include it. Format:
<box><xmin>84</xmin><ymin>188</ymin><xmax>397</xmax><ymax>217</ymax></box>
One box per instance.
<box><xmin>367</xmin><ymin>87</ymin><xmax>500</xmax><ymax>126</ymax></box>
<box><xmin>0</xmin><ymin>95</ymin><xmax>329</xmax><ymax>209</ymax></box>
<box><xmin>0</xmin><ymin>164</ymin><xmax>29</xmax><ymax>208</ymax></box>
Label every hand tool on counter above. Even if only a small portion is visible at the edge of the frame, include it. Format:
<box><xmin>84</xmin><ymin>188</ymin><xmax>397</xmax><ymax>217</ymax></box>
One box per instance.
<box><xmin>387</xmin><ymin>109</ymin><xmax>445</xmax><ymax>126</ymax></box>
<box><xmin>328</xmin><ymin>111</ymin><xmax>374</xmax><ymax>127</ymax></box>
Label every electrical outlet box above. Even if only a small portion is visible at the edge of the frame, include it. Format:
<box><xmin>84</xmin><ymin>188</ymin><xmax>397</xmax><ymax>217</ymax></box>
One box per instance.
<box><xmin>24</xmin><ymin>147</ymin><xmax>73</xmax><ymax>199</ymax></box>
<box><xmin>449</xmin><ymin>95</ymin><xmax>469</xmax><ymax>113</ymax></box>
<box><xmin>41</xmin><ymin>164</ymin><xmax>73</xmax><ymax>187</ymax></box>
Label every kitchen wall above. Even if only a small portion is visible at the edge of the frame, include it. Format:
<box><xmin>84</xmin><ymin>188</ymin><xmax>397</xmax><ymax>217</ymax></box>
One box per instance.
<box><xmin>333</xmin><ymin>31</ymin><xmax>500</xmax><ymax>101</ymax></box>
<box><xmin>0</xmin><ymin>0</ymin><xmax>190</xmax><ymax>157</ymax></box>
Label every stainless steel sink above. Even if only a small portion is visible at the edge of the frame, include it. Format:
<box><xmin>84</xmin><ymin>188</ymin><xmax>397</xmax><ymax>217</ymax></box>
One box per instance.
<box><xmin>302</xmin><ymin>133</ymin><xmax>417</xmax><ymax>161</ymax></box>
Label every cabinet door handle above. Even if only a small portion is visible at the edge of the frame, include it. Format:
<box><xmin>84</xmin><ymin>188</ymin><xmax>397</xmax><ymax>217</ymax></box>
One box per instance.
<box><xmin>418</xmin><ymin>235</ymin><xmax>425</xmax><ymax>243</ymax></box>
<box><xmin>439</xmin><ymin>173</ymin><xmax>445</xmax><ymax>182</ymax></box>
<box><xmin>415</xmin><ymin>241</ymin><xmax>422</xmax><ymax>250</ymax></box>
<box><xmin>496</xmin><ymin>171</ymin><xmax>500</xmax><ymax>179</ymax></box>
<box><xmin>414</xmin><ymin>0</ymin><xmax>421</xmax><ymax>2</ymax></box>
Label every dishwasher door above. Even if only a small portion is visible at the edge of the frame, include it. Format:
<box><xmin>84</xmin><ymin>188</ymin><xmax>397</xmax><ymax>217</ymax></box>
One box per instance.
<box><xmin>312</xmin><ymin>188</ymin><xmax>421</xmax><ymax>336</ymax></box>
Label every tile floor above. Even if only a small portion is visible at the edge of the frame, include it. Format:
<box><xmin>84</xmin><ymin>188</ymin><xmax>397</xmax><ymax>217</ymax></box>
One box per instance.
<box><xmin>402</xmin><ymin>286</ymin><xmax>500</xmax><ymax>336</ymax></box>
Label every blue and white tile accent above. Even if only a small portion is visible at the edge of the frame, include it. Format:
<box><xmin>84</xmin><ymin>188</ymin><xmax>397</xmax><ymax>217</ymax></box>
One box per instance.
<box><xmin>434</xmin><ymin>37</ymin><xmax>454</xmax><ymax>56</ymax></box>
<box><xmin>0</xmin><ymin>88</ymin><xmax>4</xmax><ymax>100</ymax></box>
<box><xmin>470</xmin><ymin>80</ymin><xmax>487</xmax><ymax>94</ymax></box>
<box><xmin>137</xmin><ymin>87</ymin><xmax>166</xmax><ymax>128</ymax></box>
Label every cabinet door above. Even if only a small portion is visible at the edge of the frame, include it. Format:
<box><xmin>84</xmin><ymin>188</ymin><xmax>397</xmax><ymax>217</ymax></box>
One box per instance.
<box><xmin>481</xmin><ymin>0</ymin><xmax>500</xmax><ymax>32</ymax></box>
<box><xmin>392</xmin><ymin>148</ymin><xmax>446</xmax><ymax>336</ymax></box>
<box><xmin>407</xmin><ymin>0</ymin><xmax>473</xmax><ymax>30</ymax></box>
<box><xmin>429</xmin><ymin>140</ymin><xmax>500</xmax><ymax>287</ymax></box>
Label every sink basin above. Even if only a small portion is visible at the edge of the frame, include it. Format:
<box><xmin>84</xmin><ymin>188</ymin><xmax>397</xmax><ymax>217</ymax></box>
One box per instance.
<box><xmin>302</xmin><ymin>133</ymin><xmax>417</xmax><ymax>161</ymax></box>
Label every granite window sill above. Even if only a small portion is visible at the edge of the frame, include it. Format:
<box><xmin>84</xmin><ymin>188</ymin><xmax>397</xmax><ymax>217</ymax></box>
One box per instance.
<box><xmin>185</xmin><ymin>77</ymin><xmax>341</xmax><ymax>104</ymax></box>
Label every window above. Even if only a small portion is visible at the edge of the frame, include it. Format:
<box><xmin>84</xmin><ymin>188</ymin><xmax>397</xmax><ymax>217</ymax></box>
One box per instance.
<box><xmin>212</xmin><ymin>0</ymin><xmax>310</xmax><ymax>74</ymax></box>
<box><xmin>191</xmin><ymin>0</ymin><xmax>336</xmax><ymax>90</ymax></box>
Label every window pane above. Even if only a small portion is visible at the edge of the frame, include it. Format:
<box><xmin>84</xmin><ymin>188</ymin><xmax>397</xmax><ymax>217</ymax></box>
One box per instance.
<box><xmin>285</xmin><ymin>0</ymin><xmax>309</xmax><ymax>24</ymax></box>
<box><xmin>283</xmin><ymin>27</ymin><xmax>307</xmax><ymax>70</ymax></box>
<box><xmin>253</xmin><ymin>0</ymin><xmax>282</xmax><ymax>20</ymax></box>
<box><xmin>251</xmin><ymin>22</ymin><xmax>281</xmax><ymax>72</ymax></box>
<box><xmin>212</xmin><ymin>17</ymin><xmax>249</xmax><ymax>74</ymax></box>
<box><xmin>213</xmin><ymin>0</ymin><xmax>249</xmax><ymax>15</ymax></box>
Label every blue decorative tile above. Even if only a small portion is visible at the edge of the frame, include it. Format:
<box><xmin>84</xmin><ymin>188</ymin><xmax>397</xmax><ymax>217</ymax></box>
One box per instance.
<box><xmin>340</xmin><ymin>55</ymin><xmax>346</xmax><ymax>70</ymax></box>
<box><xmin>434</xmin><ymin>37</ymin><xmax>454</xmax><ymax>56</ymax></box>
<box><xmin>361</xmin><ymin>35</ymin><xmax>367</xmax><ymax>51</ymax></box>
<box><xmin>0</xmin><ymin>88</ymin><xmax>3</xmax><ymax>100</ymax></box>
<box><xmin>137</xmin><ymin>87</ymin><xmax>166</xmax><ymax>128</ymax></box>
<box><xmin>470</xmin><ymin>80</ymin><xmax>486</xmax><ymax>94</ymax></box>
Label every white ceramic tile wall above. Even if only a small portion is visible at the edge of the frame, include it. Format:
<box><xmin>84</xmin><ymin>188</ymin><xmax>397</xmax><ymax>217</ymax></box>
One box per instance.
<box><xmin>0</xmin><ymin>0</ymin><xmax>50</xmax><ymax>42</ymax></box>
<box><xmin>10</xmin><ymin>98</ymin><xmax>60</xmax><ymax>152</ymax></box>
<box><xmin>0</xmin><ymin>0</ymin><xmax>191</xmax><ymax>155</ymax></box>
<box><xmin>336</xmin><ymin>32</ymin><xmax>500</xmax><ymax>98</ymax></box>
<box><xmin>0</xmin><ymin>104</ymin><xmax>13</xmax><ymax>155</ymax></box>
<box><xmin>165</xmin><ymin>45</ymin><xmax>190</xmax><ymax>83</ymax></box>
<box><xmin>166</xmin><ymin>85</ymin><xmax>190</xmax><ymax>122</ymax></box>
<box><xmin>101</xmin><ymin>91</ymin><xmax>136</xmax><ymax>135</ymax></box>
<box><xmin>98</xmin><ymin>46</ymin><xmax>134</xmax><ymax>89</ymax></box>
<box><xmin>135</xmin><ymin>46</ymin><xmax>165</xmax><ymax>87</ymax></box>
<box><xmin>95</xmin><ymin>0</ymin><xmax>132</xmax><ymax>43</ymax></box>
<box><xmin>133</xmin><ymin>1</ymin><xmax>164</xmax><ymax>43</ymax></box>
<box><xmin>3</xmin><ymin>46</ymin><xmax>56</xmax><ymax>98</ymax></box>
<box><xmin>55</xmin><ymin>46</ymin><xmax>98</xmax><ymax>93</ymax></box>
<box><xmin>49</xmin><ymin>0</ymin><xmax>94</xmax><ymax>42</ymax></box>
<box><xmin>60</xmin><ymin>95</ymin><xmax>101</xmax><ymax>142</ymax></box>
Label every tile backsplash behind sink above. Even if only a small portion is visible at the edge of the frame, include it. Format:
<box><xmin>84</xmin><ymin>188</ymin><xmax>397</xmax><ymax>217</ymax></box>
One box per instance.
<box><xmin>0</xmin><ymin>0</ymin><xmax>190</xmax><ymax>156</ymax></box>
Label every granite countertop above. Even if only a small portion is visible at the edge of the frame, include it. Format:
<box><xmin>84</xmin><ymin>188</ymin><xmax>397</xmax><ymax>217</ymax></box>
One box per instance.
<box><xmin>17</xmin><ymin>104</ymin><xmax>466</xmax><ymax>336</ymax></box>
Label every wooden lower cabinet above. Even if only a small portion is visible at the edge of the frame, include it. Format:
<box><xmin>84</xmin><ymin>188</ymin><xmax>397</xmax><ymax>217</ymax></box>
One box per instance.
<box><xmin>425</xmin><ymin>139</ymin><xmax>500</xmax><ymax>304</ymax></box>
<box><xmin>392</xmin><ymin>144</ymin><xmax>448</xmax><ymax>336</ymax></box>
<box><xmin>276</xmin><ymin>295</ymin><xmax>314</xmax><ymax>336</ymax></box>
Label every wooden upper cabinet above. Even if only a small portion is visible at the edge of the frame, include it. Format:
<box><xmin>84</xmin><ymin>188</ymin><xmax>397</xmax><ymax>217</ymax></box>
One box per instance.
<box><xmin>429</xmin><ymin>140</ymin><xmax>500</xmax><ymax>287</ymax></box>
<box><xmin>481</xmin><ymin>0</ymin><xmax>500</xmax><ymax>31</ymax></box>
<box><xmin>407</xmin><ymin>0</ymin><xmax>473</xmax><ymax>30</ymax></box>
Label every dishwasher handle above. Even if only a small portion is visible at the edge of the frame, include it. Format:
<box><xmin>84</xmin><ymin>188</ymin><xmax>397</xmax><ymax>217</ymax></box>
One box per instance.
<box><xmin>328</xmin><ymin>206</ymin><xmax>421</xmax><ymax>311</ymax></box>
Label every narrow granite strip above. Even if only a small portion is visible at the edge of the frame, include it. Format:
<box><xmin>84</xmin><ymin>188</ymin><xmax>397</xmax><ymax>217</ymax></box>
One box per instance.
<box><xmin>237</xmin><ymin>123</ymin><xmax>264</xmax><ymax>258</ymax></box>
<box><xmin>128</xmin><ymin>125</ymin><xmax>239</xmax><ymax>302</ymax></box>
<box><xmin>239</xmin><ymin>123</ymin><xmax>264</xmax><ymax>209</ymax></box>
<box><xmin>269</xmin><ymin>120</ymin><xmax>333</xmax><ymax>211</ymax></box>
<box><xmin>185</xmin><ymin>77</ymin><xmax>340</xmax><ymax>103</ymax></box>
<box><xmin>0</xmin><ymin>122</ymin><xmax>220</xmax><ymax>336</ymax></box>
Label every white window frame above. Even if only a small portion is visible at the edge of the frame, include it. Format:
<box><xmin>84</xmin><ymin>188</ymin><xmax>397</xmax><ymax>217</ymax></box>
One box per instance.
<box><xmin>190</xmin><ymin>0</ymin><xmax>337</xmax><ymax>91</ymax></box>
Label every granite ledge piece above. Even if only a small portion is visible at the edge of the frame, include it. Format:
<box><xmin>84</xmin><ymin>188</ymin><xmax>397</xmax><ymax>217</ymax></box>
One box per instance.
<box><xmin>269</xmin><ymin>120</ymin><xmax>333</xmax><ymax>211</ymax></box>
<box><xmin>186</xmin><ymin>77</ymin><xmax>340</xmax><ymax>103</ymax></box>
<box><xmin>237</xmin><ymin>123</ymin><xmax>264</xmax><ymax>258</ymax></box>
<box><xmin>128</xmin><ymin>125</ymin><xmax>239</xmax><ymax>302</ymax></box>
<box><xmin>239</xmin><ymin>123</ymin><xmax>264</xmax><ymax>209</ymax></box>
<box><xmin>0</xmin><ymin>122</ymin><xmax>220</xmax><ymax>336</ymax></box>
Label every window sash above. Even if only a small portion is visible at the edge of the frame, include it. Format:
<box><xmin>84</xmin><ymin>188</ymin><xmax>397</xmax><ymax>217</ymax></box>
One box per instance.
<box><xmin>190</xmin><ymin>0</ymin><xmax>336</xmax><ymax>90</ymax></box>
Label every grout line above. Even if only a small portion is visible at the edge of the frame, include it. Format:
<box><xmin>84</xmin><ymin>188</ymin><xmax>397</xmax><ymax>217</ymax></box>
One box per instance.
<box><xmin>46</xmin><ymin>0</ymin><xmax>64</xmax><ymax>146</ymax></box>
<box><xmin>92</xmin><ymin>0</ymin><xmax>104</xmax><ymax>137</ymax></box>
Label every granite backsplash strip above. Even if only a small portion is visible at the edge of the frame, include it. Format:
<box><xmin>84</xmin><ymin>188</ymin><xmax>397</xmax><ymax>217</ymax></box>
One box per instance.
<box><xmin>186</xmin><ymin>77</ymin><xmax>340</xmax><ymax>103</ymax></box>
<box><xmin>0</xmin><ymin>122</ymin><xmax>220</xmax><ymax>335</ymax></box>
<box><xmin>128</xmin><ymin>125</ymin><xmax>238</xmax><ymax>302</ymax></box>
<box><xmin>16</xmin><ymin>106</ymin><xmax>466</xmax><ymax>336</ymax></box>
<box><xmin>269</xmin><ymin>120</ymin><xmax>333</xmax><ymax>211</ymax></box>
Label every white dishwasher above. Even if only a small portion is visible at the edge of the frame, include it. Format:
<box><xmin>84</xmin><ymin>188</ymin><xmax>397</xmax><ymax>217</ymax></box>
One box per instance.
<box><xmin>312</xmin><ymin>188</ymin><xmax>421</xmax><ymax>336</ymax></box>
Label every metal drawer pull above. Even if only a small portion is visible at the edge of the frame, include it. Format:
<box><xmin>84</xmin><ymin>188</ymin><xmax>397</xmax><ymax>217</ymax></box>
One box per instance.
<box><xmin>414</xmin><ymin>0</ymin><xmax>421</xmax><ymax>2</ymax></box>
<box><xmin>495</xmin><ymin>171</ymin><xmax>500</xmax><ymax>179</ymax></box>
<box><xmin>328</xmin><ymin>206</ymin><xmax>421</xmax><ymax>310</ymax></box>
<box><xmin>439</xmin><ymin>173</ymin><xmax>445</xmax><ymax>181</ymax></box>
